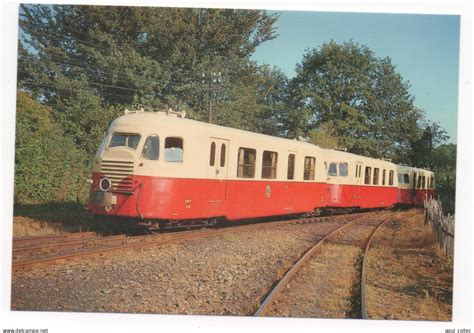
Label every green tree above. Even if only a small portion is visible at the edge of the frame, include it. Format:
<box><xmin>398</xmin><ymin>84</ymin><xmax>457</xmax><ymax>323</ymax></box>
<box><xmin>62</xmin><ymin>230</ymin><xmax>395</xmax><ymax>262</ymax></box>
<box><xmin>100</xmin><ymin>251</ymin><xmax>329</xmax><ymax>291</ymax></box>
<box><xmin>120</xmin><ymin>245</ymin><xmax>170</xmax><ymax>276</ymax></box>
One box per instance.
<box><xmin>212</xmin><ymin>65</ymin><xmax>288</xmax><ymax>135</ymax></box>
<box><xmin>431</xmin><ymin>143</ymin><xmax>456</xmax><ymax>214</ymax></box>
<box><xmin>408</xmin><ymin>121</ymin><xmax>449</xmax><ymax>168</ymax></box>
<box><xmin>404</xmin><ymin>120</ymin><xmax>454</xmax><ymax>212</ymax></box>
<box><xmin>18</xmin><ymin>5</ymin><xmax>279</xmax><ymax>155</ymax></box>
<box><xmin>308</xmin><ymin>122</ymin><xmax>341</xmax><ymax>149</ymax></box>
<box><xmin>286</xmin><ymin>40</ymin><xmax>423</xmax><ymax>159</ymax></box>
<box><xmin>15</xmin><ymin>91</ymin><xmax>88</xmax><ymax>204</ymax></box>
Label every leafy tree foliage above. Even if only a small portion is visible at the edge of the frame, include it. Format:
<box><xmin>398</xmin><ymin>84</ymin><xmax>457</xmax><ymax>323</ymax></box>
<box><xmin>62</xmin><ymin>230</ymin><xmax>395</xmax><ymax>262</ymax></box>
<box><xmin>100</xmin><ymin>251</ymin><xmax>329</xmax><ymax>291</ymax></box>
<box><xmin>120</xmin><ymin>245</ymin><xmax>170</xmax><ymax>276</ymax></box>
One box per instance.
<box><xmin>15</xmin><ymin>92</ymin><xmax>88</xmax><ymax>204</ymax></box>
<box><xmin>18</xmin><ymin>5</ymin><xmax>280</xmax><ymax>156</ymax></box>
<box><xmin>212</xmin><ymin>65</ymin><xmax>288</xmax><ymax>134</ymax></box>
<box><xmin>430</xmin><ymin>143</ymin><xmax>456</xmax><ymax>214</ymax></box>
<box><xmin>408</xmin><ymin>122</ymin><xmax>449</xmax><ymax>168</ymax></box>
<box><xmin>406</xmin><ymin>122</ymin><xmax>454</xmax><ymax>212</ymax></box>
<box><xmin>307</xmin><ymin>122</ymin><xmax>340</xmax><ymax>149</ymax></box>
<box><xmin>286</xmin><ymin>40</ymin><xmax>423</xmax><ymax>159</ymax></box>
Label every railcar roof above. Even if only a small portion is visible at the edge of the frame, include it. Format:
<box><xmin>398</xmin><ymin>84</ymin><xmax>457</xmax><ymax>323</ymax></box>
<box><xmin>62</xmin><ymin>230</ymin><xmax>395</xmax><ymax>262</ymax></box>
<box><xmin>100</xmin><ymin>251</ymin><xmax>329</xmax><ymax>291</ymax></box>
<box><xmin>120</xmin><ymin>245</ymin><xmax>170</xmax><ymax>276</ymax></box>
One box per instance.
<box><xmin>321</xmin><ymin>147</ymin><xmax>396</xmax><ymax>166</ymax></box>
<box><xmin>396</xmin><ymin>164</ymin><xmax>434</xmax><ymax>174</ymax></box>
<box><xmin>110</xmin><ymin>111</ymin><xmax>321</xmax><ymax>150</ymax></box>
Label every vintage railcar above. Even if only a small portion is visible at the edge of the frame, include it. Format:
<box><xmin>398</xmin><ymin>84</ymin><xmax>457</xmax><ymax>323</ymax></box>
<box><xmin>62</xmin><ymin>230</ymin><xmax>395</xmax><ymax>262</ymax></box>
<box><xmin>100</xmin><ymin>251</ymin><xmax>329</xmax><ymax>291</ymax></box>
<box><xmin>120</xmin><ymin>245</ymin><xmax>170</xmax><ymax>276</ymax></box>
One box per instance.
<box><xmin>88</xmin><ymin>110</ymin><xmax>328</xmax><ymax>224</ymax></box>
<box><xmin>396</xmin><ymin>165</ymin><xmax>436</xmax><ymax>206</ymax></box>
<box><xmin>88</xmin><ymin>109</ymin><xmax>436</xmax><ymax>226</ymax></box>
<box><xmin>321</xmin><ymin>149</ymin><xmax>399</xmax><ymax>209</ymax></box>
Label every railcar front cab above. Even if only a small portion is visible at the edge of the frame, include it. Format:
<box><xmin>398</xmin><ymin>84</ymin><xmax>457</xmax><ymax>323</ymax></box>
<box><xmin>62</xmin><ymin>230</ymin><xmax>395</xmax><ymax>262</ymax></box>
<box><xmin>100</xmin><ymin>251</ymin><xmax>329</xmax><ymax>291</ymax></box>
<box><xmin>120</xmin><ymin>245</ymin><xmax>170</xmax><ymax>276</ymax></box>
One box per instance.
<box><xmin>88</xmin><ymin>109</ymin><xmax>185</xmax><ymax>217</ymax></box>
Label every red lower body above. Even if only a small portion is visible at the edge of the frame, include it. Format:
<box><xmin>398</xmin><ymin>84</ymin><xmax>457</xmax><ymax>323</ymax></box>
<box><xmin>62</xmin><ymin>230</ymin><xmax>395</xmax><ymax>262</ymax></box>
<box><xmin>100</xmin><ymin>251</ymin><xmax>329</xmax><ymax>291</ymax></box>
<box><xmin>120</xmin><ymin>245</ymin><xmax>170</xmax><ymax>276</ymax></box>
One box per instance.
<box><xmin>88</xmin><ymin>173</ymin><xmax>327</xmax><ymax>220</ymax></box>
<box><xmin>326</xmin><ymin>184</ymin><xmax>398</xmax><ymax>208</ymax></box>
<box><xmin>88</xmin><ymin>173</ymin><xmax>436</xmax><ymax>221</ymax></box>
<box><xmin>397</xmin><ymin>188</ymin><xmax>437</xmax><ymax>206</ymax></box>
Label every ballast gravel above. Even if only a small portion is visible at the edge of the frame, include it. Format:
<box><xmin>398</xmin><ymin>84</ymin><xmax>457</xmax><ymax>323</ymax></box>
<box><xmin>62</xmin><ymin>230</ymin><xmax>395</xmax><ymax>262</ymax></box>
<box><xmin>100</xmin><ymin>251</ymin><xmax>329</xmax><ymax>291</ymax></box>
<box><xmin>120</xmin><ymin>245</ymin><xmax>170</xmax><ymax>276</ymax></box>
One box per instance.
<box><xmin>11</xmin><ymin>217</ymin><xmax>353</xmax><ymax>316</ymax></box>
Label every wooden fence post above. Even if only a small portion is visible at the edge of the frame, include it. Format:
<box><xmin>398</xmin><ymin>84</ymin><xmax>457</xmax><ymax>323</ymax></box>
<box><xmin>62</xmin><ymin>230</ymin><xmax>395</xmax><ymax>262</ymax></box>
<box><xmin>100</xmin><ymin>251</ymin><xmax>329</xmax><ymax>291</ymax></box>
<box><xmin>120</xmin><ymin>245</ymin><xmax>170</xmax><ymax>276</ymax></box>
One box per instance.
<box><xmin>423</xmin><ymin>198</ymin><xmax>455</xmax><ymax>258</ymax></box>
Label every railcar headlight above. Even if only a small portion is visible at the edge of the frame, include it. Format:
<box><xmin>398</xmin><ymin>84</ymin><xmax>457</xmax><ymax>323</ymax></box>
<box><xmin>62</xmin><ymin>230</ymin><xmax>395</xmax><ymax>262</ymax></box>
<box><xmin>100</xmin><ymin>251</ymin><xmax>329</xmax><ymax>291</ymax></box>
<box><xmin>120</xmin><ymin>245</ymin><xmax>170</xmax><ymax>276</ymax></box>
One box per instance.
<box><xmin>99</xmin><ymin>177</ymin><xmax>112</xmax><ymax>192</ymax></box>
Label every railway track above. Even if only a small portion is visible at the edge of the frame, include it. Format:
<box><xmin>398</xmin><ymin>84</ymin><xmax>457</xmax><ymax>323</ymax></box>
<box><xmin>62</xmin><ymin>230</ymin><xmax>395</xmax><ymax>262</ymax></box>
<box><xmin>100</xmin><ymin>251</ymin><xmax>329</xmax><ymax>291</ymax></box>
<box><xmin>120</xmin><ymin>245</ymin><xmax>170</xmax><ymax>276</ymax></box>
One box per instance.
<box><xmin>13</xmin><ymin>232</ymin><xmax>97</xmax><ymax>248</ymax></box>
<box><xmin>12</xmin><ymin>211</ymin><xmax>377</xmax><ymax>273</ymax></box>
<box><xmin>253</xmin><ymin>211</ymin><xmax>397</xmax><ymax>318</ymax></box>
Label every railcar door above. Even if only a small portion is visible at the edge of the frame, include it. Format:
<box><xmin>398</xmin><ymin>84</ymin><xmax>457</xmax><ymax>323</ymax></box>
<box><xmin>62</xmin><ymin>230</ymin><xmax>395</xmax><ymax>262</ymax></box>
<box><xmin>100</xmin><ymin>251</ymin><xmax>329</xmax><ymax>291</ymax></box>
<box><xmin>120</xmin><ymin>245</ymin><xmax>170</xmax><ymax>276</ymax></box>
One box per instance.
<box><xmin>284</xmin><ymin>151</ymin><xmax>297</xmax><ymax>212</ymax></box>
<box><xmin>412</xmin><ymin>172</ymin><xmax>417</xmax><ymax>199</ymax></box>
<box><xmin>353</xmin><ymin>162</ymin><xmax>363</xmax><ymax>207</ymax></box>
<box><xmin>209</xmin><ymin>138</ymin><xmax>229</xmax><ymax>202</ymax></box>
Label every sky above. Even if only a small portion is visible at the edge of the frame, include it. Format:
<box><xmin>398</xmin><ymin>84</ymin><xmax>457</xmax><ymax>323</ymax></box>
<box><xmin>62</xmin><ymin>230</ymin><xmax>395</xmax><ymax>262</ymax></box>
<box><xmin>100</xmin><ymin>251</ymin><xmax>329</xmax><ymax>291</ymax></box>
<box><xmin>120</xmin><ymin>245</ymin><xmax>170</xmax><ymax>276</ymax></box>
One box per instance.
<box><xmin>251</xmin><ymin>11</ymin><xmax>460</xmax><ymax>144</ymax></box>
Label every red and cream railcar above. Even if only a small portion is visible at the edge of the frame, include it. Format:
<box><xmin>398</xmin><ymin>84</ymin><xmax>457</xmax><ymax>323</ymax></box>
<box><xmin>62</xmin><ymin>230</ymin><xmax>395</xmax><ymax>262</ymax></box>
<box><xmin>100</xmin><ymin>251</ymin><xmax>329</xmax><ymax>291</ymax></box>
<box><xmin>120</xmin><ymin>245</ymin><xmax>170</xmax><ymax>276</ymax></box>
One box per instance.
<box><xmin>396</xmin><ymin>165</ymin><xmax>436</xmax><ymax>206</ymax></box>
<box><xmin>88</xmin><ymin>110</ymin><xmax>328</xmax><ymax>222</ymax></box>
<box><xmin>322</xmin><ymin>149</ymin><xmax>399</xmax><ymax>208</ymax></box>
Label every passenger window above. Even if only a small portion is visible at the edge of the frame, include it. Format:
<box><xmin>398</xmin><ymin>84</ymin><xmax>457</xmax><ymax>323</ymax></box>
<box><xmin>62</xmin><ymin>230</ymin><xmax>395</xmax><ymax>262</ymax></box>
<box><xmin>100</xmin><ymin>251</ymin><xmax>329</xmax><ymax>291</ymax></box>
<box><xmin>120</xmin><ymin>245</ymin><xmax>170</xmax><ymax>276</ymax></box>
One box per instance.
<box><xmin>209</xmin><ymin>142</ymin><xmax>216</xmax><ymax>166</ymax></box>
<box><xmin>220</xmin><ymin>144</ymin><xmax>226</xmax><ymax>167</ymax></box>
<box><xmin>389</xmin><ymin>170</ymin><xmax>394</xmax><ymax>186</ymax></box>
<box><xmin>398</xmin><ymin>173</ymin><xmax>404</xmax><ymax>183</ymax></box>
<box><xmin>164</xmin><ymin>137</ymin><xmax>183</xmax><ymax>162</ymax></box>
<box><xmin>422</xmin><ymin>176</ymin><xmax>426</xmax><ymax>189</ymax></box>
<box><xmin>304</xmin><ymin>157</ymin><xmax>316</xmax><ymax>180</ymax></box>
<box><xmin>237</xmin><ymin>147</ymin><xmax>256</xmax><ymax>178</ymax></box>
<box><xmin>364</xmin><ymin>167</ymin><xmax>372</xmax><ymax>185</ymax></box>
<box><xmin>328</xmin><ymin>162</ymin><xmax>337</xmax><ymax>176</ymax></box>
<box><xmin>382</xmin><ymin>169</ymin><xmax>386</xmax><ymax>185</ymax></box>
<box><xmin>339</xmin><ymin>163</ymin><xmax>348</xmax><ymax>177</ymax></box>
<box><xmin>142</xmin><ymin>135</ymin><xmax>159</xmax><ymax>160</ymax></box>
<box><xmin>355</xmin><ymin>165</ymin><xmax>358</xmax><ymax>178</ymax></box>
<box><xmin>418</xmin><ymin>175</ymin><xmax>422</xmax><ymax>188</ymax></box>
<box><xmin>373</xmin><ymin>168</ymin><xmax>379</xmax><ymax>185</ymax></box>
<box><xmin>404</xmin><ymin>174</ymin><xmax>410</xmax><ymax>183</ymax></box>
<box><xmin>262</xmin><ymin>151</ymin><xmax>278</xmax><ymax>179</ymax></box>
<box><xmin>431</xmin><ymin>176</ymin><xmax>434</xmax><ymax>188</ymax></box>
<box><xmin>287</xmin><ymin>154</ymin><xmax>295</xmax><ymax>180</ymax></box>
<box><xmin>427</xmin><ymin>177</ymin><xmax>430</xmax><ymax>189</ymax></box>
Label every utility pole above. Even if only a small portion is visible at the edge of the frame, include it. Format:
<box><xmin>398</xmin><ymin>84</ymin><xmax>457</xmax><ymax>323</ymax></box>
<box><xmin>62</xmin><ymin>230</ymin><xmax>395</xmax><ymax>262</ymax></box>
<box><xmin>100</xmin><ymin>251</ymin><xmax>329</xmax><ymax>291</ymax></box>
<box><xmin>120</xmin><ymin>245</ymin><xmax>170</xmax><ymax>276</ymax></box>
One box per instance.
<box><xmin>202</xmin><ymin>71</ymin><xmax>222</xmax><ymax>123</ymax></box>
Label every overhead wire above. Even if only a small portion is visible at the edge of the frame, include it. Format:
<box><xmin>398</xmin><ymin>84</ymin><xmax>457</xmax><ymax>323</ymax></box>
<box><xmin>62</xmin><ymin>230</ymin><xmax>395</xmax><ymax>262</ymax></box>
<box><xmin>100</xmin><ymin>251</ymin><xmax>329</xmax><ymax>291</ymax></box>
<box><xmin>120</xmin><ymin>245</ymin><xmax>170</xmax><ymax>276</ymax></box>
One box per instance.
<box><xmin>18</xmin><ymin>78</ymin><xmax>152</xmax><ymax>100</ymax></box>
<box><xmin>19</xmin><ymin>71</ymin><xmax>144</xmax><ymax>93</ymax></box>
<box><xmin>21</xmin><ymin>18</ymin><xmax>210</xmax><ymax>72</ymax></box>
<box><xmin>42</xmin><ymin>55</ymin><xmax>185</xmax><ymax>88</ymax></box>
<box><xmin>18</xmin><ymin>18</ymin><xmax>234</xmax><ymax>107</ymax></box>
<box><xmin>20</xmin><ymin>22</ymin><xmax>195</xmax><ymax>86</ymax></box>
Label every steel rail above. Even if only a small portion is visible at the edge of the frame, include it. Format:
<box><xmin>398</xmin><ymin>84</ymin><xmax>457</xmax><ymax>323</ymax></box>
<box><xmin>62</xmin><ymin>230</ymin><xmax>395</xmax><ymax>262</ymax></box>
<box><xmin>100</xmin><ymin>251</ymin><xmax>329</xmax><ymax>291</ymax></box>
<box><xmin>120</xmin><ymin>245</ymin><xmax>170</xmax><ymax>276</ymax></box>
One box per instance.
<box><xmin>12</xmin><ymin>213</ymin><xmax>360</xmax><ymax>273</ymax></box>
<box><xmin>360</xmin><ymin>211</ymin><xmax>420</xmax><ymax>319</ymax></box>
<box><xmin>12</xmin><ymin>234</ymin><xmax>128</xmax><ymax>256</ymax></box>
<box><xmin>13</xmin><ymin>232</ymin><xmax>97</xmax><ymax>248</ymax></box>
<box><xmin>12</xmin><ymin>211</ymin><xmax>388</xmax><ymax>273</ymax></box>
<box><xmin>11</xmin><ymin>229</ymin><xmax>224</xmax><ymax>272</ymax></box>
<box><xmin>360</xmin><ymin>215</ymin><xmax>393</xmax><ymax>319</ymax></box>
<box><xmin>253</xmin><ymin>213</ymin><xmax>381</xmax><ymax>317</ymax></box>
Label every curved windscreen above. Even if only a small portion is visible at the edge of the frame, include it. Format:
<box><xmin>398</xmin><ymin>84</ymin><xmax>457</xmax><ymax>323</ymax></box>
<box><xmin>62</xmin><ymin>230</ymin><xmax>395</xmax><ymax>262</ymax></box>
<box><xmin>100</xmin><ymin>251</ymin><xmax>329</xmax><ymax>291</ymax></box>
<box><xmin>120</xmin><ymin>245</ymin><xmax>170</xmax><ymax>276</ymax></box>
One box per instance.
<box><xmin>108</xmin><ymin>133</ymin><xmax>141</xmax><ymax>149</ymax></box>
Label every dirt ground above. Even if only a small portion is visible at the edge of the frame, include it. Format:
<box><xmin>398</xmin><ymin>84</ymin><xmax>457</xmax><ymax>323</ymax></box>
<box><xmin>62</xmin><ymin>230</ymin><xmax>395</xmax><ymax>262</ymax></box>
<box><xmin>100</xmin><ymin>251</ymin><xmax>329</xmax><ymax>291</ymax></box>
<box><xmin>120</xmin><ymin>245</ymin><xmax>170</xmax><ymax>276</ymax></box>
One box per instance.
<box><xmin>13</xmin><ymin>216</ymin><xmax>63</xmax><ymax>237</ymax></box>
<box><xmin>365</xmin><ymin>209</ymin><xmax>453</xmax><ymax>320</ymax></box>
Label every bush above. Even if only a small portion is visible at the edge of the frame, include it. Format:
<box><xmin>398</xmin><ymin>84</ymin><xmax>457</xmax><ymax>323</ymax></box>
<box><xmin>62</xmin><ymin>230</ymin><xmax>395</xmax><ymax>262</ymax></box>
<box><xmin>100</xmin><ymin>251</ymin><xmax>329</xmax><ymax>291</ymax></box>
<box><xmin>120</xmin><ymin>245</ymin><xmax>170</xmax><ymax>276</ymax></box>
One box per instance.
<box><xmin>14</xmin><ymin>92</ymin><xmax>89</xmax><ymax>204</ymax></box>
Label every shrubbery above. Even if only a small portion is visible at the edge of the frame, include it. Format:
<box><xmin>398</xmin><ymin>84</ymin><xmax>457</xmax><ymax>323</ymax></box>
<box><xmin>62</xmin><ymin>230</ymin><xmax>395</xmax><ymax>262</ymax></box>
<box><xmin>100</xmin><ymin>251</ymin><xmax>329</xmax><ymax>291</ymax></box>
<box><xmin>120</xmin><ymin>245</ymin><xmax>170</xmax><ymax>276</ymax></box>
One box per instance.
<box><xmin>14</xmin><ymin>92</ymin><xmax>89</xmax><ymax>204</ymax></box>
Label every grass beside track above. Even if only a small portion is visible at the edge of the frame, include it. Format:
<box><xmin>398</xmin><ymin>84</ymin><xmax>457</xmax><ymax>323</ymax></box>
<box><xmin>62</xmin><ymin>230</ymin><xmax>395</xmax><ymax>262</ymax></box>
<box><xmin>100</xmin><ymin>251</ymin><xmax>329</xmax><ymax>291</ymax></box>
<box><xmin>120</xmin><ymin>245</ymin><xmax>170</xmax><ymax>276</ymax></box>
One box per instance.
<box><xmin>365</xmin><ymin>210</ymin><xmax>453</xmax><ymax>320</ymax></box>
